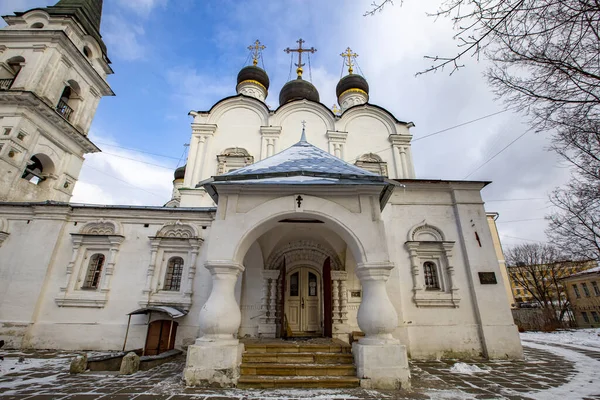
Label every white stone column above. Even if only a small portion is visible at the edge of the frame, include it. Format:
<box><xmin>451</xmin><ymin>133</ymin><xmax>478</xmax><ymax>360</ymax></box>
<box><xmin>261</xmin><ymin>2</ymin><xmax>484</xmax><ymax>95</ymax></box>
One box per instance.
<box><xmin>187</xmin><ymin>124</ymin><xmax>217</xmax><ymax>188</ymax></box>
<box><xmin>258</xmin><ymin>269</ymin><xmax>280</xmax><ymax>337</ymax></box>
<box><xmin>184</xmin><ymin>260</ymin><xmax>245</xmax><ymax>387</ymax></box>
<box><xmin>326</xmin><ymin>130</ymin><xmax>348</xmax><ymax>159</ymax></box>
<box><xmin>388</xmin><ymin>134</ymin><xmax>415</xmax><ymax>179</ymax></box>
<box><xmin>331</xmin><ymin>270</ymin><xmax>347</xmax><ymax>325</ymax></box>
<box><xmin>260</xmin><ymin>126</ymin><xmax>282</xmax><ymax>160</ymax></box>
<box><xmin>143</xmin><ymin>241</ymin><xmax>159</xmax><ymax>294</ymax></box>
<box><xmin>352</xmin><ymin>262</ymin><xmax>410</xmax><ymax>389</ymax></box>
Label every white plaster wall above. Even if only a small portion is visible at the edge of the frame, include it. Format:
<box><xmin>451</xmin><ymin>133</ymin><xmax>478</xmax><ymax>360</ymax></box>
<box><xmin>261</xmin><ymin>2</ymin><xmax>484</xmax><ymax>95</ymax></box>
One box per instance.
<box><xmin>0</xmin><ymin>204</ymin><xmax>215</xmax><ymax>351</ymax></box>
<box><xmin>383</xmin><ymin>182</ymin><xmax>522</xmax><ymax>359</ymax></box>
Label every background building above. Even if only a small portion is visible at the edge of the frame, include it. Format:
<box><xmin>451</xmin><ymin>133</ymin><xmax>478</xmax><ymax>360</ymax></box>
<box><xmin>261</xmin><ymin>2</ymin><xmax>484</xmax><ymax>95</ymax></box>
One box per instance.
<box><xmin>563</xmin><ymin>265</ymin><xmax>600</xmax><ymax>328</ymax></box>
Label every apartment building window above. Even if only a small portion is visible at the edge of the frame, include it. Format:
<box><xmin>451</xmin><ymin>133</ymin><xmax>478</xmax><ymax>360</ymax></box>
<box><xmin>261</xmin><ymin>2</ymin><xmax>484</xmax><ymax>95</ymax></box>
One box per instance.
<box><xmin>573</xmin><ymin>284</ymin><xmax>581</xmax><ymax>298</ymax></box>
<box><xmin>582</xmin><ymin>312</ymin><xmax>590</xmax><ymax>323</ymax></box>
<box><xmin>582</xmin><ymin>282</ymin><xmax>591</xmax><ymax>297</ymax></box>
<box><xmin>592</xmin><ymin>281</ymin><xmax>600</xmax><ymax>296</ymax></box>
<box><xmin>591</xmin><ymin>311</ymin><xmax>600</xmax><ymax>323</ymax></box>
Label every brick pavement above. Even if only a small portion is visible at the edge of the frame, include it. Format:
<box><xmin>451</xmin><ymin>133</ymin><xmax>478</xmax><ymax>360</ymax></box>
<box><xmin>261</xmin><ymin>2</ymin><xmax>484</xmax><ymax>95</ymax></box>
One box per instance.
<box><xmin>0</xmin><ymin>343</ymin><xmax>597</xmax><ymax>399</ymax></box>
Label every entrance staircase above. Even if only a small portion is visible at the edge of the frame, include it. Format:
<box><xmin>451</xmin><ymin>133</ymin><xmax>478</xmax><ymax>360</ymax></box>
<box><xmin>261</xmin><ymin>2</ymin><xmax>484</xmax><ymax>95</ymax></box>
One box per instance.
<box><xmin>238</xmin><ymin>338</ymin><xmax>360</xmax><ymax>388</ymax></box>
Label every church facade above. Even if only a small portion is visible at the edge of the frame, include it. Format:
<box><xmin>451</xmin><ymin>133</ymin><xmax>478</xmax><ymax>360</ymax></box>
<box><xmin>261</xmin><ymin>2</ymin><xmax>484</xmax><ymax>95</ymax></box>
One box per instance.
<box><xmin>0</xmin><ymin>0</ymin><xmax>522</xmax><ymax>389</ymax></box>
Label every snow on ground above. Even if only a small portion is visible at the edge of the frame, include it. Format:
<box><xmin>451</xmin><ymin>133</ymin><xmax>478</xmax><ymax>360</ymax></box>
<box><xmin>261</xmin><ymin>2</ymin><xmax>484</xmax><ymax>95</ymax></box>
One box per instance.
<box><xmin>449</xmin><ymin>362</ymin><xmax>491</xmax><ymax>375</ymax></box>
<box><xmin>521</xmin><ymin>328</ymin><xmax>600</xmax><ymax>349</ymax></box>
<box><xmin>520</xmin><ymin>340</ymin><xmax>600</xmax><ymax>399</ymax></box>
<box><xmin>0</xmin><ymin>357</ymin><xmax>66</xmax><ymax>377</ymax></box>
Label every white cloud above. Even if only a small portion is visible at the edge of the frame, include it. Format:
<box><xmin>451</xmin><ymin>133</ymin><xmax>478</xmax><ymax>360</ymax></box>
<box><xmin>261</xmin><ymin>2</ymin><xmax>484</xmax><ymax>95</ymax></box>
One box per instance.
<box><xmin>102</xmin><ymin>14</ymin><xmax>146</xmax><ymax>61</ymax></box>
<box><xmin>71</xmin><ymin>133</ymin><xmax>174</xmax><ymax>206</ymax></box>
<box><xmin>115</xmin><ymin>0</ymin><xmax>167</xmax><ymax>18</ymax></box>
<box><xmin>165</xmin><ymin>66</ymin><xmax>231</xmax><ymax>110</ymax></box>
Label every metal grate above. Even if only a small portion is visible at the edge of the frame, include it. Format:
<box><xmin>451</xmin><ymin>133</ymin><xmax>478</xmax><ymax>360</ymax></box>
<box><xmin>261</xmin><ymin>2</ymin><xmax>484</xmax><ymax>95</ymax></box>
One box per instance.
<box><xmin>164</xmin><ymin>257</ymin><xmax>184</xmax><ymax>291</ymax></box>
<box><xmin>424</xmin><ymin>261</ymin><xmax>440</xmax><ymax>290</ymax></box>
<box><xmin>83</xmin><ymin>253</ymin><xmax>105</xmax><ymax>289</ymax></box>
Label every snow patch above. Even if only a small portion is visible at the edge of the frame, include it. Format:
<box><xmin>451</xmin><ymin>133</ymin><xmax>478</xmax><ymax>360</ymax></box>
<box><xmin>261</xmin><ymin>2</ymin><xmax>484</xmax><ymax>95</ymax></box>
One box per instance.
<box><xmin>521</xmin><ymin>328</ymin><xmax>600</xmax><ymax>349</ymax></box>
<box><xmin>449</xmin><ymin>362</ymin><xmax>491</xmax><ymax>375</ymax></box>
<box><xmin>522</xmin><ymin>341</ymin><xmax>600</xmax><ymax>399</ymax></box>
<box><xmin>0</xmin><ymin>357</ymin><xmax>66</xmax><ymax>378</ymax></box>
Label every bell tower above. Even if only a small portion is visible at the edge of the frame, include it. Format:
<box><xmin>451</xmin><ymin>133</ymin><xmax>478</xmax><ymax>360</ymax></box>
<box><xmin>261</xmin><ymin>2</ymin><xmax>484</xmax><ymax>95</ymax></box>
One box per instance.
<box><xmin>0</xmin><ymin>0</ymin><xmax>113</xmax><ymax>202</ymax></box>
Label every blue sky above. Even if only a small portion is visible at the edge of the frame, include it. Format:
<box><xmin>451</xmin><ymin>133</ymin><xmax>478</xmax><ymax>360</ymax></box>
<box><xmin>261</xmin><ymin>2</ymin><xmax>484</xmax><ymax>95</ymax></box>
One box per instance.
<box><xmin>1</xmin><ymin>0</ymin><xmax>570</xmax><ymax>247</ymax></box>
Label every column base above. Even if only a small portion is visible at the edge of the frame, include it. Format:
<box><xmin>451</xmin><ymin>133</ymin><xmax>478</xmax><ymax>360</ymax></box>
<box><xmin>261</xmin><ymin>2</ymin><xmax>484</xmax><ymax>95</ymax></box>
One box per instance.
<box><xmin>258</xmin><ymin>322</ymin><xmax>277</xmax><ymax>337</ymax></box>
<box><xmin>352</xmin><ymin>342</ymin><xmax>410</xmax><ymax>389</ymax></box>
<box><xmin>184</xmin><ymin>341</ymin><xmax>244</xmax><ymax>387</ymax></box>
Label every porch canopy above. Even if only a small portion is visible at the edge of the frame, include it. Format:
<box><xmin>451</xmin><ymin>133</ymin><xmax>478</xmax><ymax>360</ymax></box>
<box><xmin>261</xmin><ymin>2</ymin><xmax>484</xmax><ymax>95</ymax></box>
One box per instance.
<box><xmin>128</xmin><ymin>306</ymin><xmax>188</xmax><ymax>319</ymax></box>
<box><xmin>198</xmin><ymin>131</ymin><xmax>401</xmax><ymax>210</ymax></box>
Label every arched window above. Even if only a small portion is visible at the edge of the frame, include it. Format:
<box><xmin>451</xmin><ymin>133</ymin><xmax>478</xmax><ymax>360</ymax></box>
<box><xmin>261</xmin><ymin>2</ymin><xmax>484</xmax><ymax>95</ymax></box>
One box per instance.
<box><xmin>164</xmin><ymin>257</ymin><xmax>184</xmax><ymax>291</ymax></box>
<box><xmin>56</xmin><ymin>80</ymin><xmax>80</xmax><ymax>121</ymax></box>
<box><xmin>423</xmin><ymin>262</ymin><xmax>440</xmax><ymax>290</ymax></box>
<box><xmin>83</xmin><ymin>46</ymin><xmax>92</xmax><ymax>59</ymax></box>
<box><xmin>30</xmin><ymin>22</ymin><xmax>44</xmax><ymax>28</ymax></box>
<box><xmin>0</xmin><ymin>56</ymin><xmax>25</xmax><ymax>90</ymax></box>
<box><xmin>21</xmin><ymin>154</ymin><xmax>54</xmax><ymax>185</ymax></box>
<box><xmin>82</xmin><ymin>253</ymin><xmax>105</xmax><ymax>289</ymax></box>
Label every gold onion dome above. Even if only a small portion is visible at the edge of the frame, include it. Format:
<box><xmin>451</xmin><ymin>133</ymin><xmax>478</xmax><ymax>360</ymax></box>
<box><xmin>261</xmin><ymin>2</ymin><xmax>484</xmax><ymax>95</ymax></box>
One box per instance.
<box><xmin>279</xmin><ymin>77</ymin><xmax>320</xmax><ymax>105</ymax></box>
<box><xmin>336</xmin><ymin>73</ymin><xmax>369</xmax><ymax>100</ymax></box>
<box><xmin>237</xmin><ymin>65</ymin><xmax>270</xmax><ymax>92</ymax></box>
<box><xmin>174</xmin><ymin>164</ymin><xmax>186</xmax><ymax>180</ymax></box>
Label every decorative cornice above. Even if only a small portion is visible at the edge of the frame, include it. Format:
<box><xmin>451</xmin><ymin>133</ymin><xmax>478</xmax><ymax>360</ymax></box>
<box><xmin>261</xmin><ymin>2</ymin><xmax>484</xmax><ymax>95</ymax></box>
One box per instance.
<box><xmin>191</xmin><ymin>123</ymin><xmax>217</xmax><ymax>136</ymax></box>
<box><xmin>237</xmin><ymin>79</ymin><xmax>267</xmax><ymax>92</ymax></box>
<box><xmin>0</xmin><ymin>91</ymin><xmax>100</xmax><ymax>153</ymax></box>
<box><xmin>260</xmin><ymin>125</ymin><xmax>282</xmax><ymax>136</ymax></box>
<box><xmin>389</xmin><ymin>134</ymin><xmax>412</xmax><ymax>146</ymax></box>
<box><xmin>339</xmin><ymin>88</ymin><xmax>368</xmax><ymax>98</ymax></box>
<box><xmin>326</xmin><ymin>130</ymin><xmax>348</xmax><ymax>142</ymax></box>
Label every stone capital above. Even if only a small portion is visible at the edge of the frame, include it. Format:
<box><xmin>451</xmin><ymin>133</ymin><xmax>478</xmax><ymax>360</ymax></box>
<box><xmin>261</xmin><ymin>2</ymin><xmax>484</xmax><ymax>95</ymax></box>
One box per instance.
<box><xmin>262</xmin><ymin>269</ymin><xmax>281</xmax><ymax>280</ymax></box>
<box><xmin>260</xmin><ymin>126</ymin><xmax>282</xmax><ymax>137</ymax></box>
<box><xmin>192</xmin><ymin>123</ymin><xmax>217</xmax><ymax>136</ymax></box>
<box><xmin>205</xmin><ymin>260</ymin><xmax>244</xmax><ymax>277</ymax></box>
<box><xmin>356</xmin><ymin>262</ymin><xmax>394</xmax><ymax>280</ymax></box>
<box><xmin>326</xmin><ymin>130</ymin><xmax>348</xmax><ymax>142</ymax></box>
<box><xmin>388</xmin><ymin>134</ymin><xmax>412</xmax><ymax>146</ymax></box>
<box><xmin>330</xmin><ymin>270</ymin><xmax>348</xmax><ymax>281</ymax></box>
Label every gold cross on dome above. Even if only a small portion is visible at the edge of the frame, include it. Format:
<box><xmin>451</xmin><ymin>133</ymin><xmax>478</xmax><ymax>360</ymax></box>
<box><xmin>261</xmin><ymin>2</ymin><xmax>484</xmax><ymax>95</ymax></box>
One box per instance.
<box><xmin>248</xmin><ymin>39</ymin><xmax>266</xmax><ymax>66</ymax></box>
<box><xmin>284</xmin><ymin>38</ymin><xmax>317</xmax><ymax>77</ymax></box>
<box><xmin>340</xmin><ymin>47</ymin><xmax>358</xmax><ymax>74</ymax></box>
<box><xmin>332</xmin><ymin>104</ymin><xmax>340</xmax><ymax>114</ymax></box>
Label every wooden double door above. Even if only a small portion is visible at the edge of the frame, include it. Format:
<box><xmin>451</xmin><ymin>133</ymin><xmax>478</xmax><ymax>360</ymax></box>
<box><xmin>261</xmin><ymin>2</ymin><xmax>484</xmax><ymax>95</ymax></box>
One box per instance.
<box><xmin>285</xmin><ymin>267</ymin><xmax>322</xmax><ymax>336</ymax></box>
<box><xmin>144</xmin><ymin>320</ymin><xmax>177</xmax><ymax>356</ymax></box>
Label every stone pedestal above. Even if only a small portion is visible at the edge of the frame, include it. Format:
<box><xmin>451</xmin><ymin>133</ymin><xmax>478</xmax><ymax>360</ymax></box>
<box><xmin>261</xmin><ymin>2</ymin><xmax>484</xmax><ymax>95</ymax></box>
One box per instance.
<box><xmin>354</xmin><ymin>263</ymin><xmax>410</xmax><ymax>389</ymax></box>
<box><xmin>184</xmin><ymin>340</ymin><xmax>244</xmax><ymax>387</ymax></box>
<box><xmin>353</xmin><ymin>342</ymin><xmax>410</xmax><ymax>389</ymax></box>
<box><xmin>184</xmin><ymin>260</ymin><xmax>244</xmax><ymax>387</ymax></box>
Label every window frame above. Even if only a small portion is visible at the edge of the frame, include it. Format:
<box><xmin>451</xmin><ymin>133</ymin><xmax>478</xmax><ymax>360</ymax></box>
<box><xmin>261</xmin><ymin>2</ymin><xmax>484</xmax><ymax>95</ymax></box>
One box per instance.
<box><xmin>582</xmin><ymin>311</ymin><xmax>590</xmax><ymax>323</ymax></box>
<box><xmin>573</xmin><ymin>284</ymin><xmax>581</xmax><ymax>298</ymax></box>
<box><xmin>163</xmin><ymin>256</ymin><xmax>184</xmax><ymax>291</ymax></box>
<box><xmin>81</xmin><ymin>253</ymin><xmax>105</xmax><ymax>290</ymax></box>
<box><xmin>423</xmin><ymin>261</ymin><xmax>441</xmax><ymax>290</ymax></box>
<box><xmin>582</xmin><ymin>282</ymin><xmax>591</xmax><ymax>297</ymax></box>
<box><xmin>592</xmin><ymin>281</ymin><xmax>600</xmax><ymax>296</ymax></box>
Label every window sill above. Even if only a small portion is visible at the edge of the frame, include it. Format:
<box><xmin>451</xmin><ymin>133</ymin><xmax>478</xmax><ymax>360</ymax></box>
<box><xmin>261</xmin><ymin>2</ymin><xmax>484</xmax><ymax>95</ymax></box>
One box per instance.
<box><xmin>55</xmin><ymin>292</ymin><xmax>108</xmax><ymax>308</ymax></box>
<box><xmin>414</xmin><ymin>290</ymin><xmax>460</xmax><ymax>308</ymax></box>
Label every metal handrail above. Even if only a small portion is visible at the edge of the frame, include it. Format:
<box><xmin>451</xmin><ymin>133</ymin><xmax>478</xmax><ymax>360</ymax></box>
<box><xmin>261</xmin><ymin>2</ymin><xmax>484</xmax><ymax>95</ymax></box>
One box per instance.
<box><xmin>56</xmin><ymin>99</ymin><xmax>74</xmax><ymax>121</ymax></box>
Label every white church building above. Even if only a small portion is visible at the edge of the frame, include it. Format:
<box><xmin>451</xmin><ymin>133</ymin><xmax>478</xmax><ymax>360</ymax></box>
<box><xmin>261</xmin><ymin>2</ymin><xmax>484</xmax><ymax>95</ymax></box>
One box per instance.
<box><xmin>0</xmin><ymin>0</ymin><xmax>522</xmax><ymax>389</ymax></box>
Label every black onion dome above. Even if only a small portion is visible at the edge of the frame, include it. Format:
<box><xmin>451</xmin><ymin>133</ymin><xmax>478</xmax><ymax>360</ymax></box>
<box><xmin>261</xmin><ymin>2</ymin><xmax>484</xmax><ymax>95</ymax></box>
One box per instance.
<box><xmin>279</xmin><ymin>77</ymin><xmax>320</xmax><ymax>105</ymax></box>
<box><xmin>336</xmin><ymin>74</ymin><xmax>369</xmax><ymax>98</ymax></box>
<box><xmin>237</xmin><ymin>65</ymin><xmax>270</xmax><ymax>91</ymax></box>
<box><xmin>174</xmin><ymin>164</ymin><xmax>186</xmax><ymax>180</ymax></box>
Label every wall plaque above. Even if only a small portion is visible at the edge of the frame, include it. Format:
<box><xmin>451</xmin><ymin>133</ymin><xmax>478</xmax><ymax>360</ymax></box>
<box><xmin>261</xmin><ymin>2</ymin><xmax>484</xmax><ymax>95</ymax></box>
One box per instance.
<box><xmin>478</xmin><ymin>272</ymin><xmax>497</xmax><ymax>284</ymax></box>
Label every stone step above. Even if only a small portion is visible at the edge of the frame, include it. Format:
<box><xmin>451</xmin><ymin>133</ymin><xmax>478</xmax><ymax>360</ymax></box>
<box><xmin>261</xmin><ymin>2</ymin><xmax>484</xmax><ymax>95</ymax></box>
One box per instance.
<box><xmin>243</xmin><ymin>342</ymin><xmax>351</xmax><ymax>354</ymax></box>
<box><xmin>241</xmin><ymin>363</ymin><xmax>356</xmax><ymax>377</ymax></box>
<box><xmin>237</xmin><ymin>375</ymin><xmax>360</xmax><ymax>389</ymax></box>
<box><xmin>242</xmin><ymin>352</ymin><xmax>354</xmax><ymax>364</ymax></box>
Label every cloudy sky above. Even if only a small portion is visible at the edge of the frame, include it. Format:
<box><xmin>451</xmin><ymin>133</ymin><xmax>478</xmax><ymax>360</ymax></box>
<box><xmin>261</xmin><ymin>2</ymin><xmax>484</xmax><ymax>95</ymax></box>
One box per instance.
<box><xmin>1</xmin><ymin>0</ymin><xmax>571</xmax><ymax>249</ymax></box>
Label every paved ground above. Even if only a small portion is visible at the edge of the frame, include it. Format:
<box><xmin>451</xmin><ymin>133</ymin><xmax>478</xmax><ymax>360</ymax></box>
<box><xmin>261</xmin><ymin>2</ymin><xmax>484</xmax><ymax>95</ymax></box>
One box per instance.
<box><xmin>1</xmin><ymin>340</ymin><xmax>599</xmax><ymax>399</ymax></box>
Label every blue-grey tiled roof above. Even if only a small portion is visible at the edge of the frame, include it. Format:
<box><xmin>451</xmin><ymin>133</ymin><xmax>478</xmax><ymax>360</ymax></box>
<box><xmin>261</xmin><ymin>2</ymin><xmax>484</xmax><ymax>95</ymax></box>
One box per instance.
<box><xmin>217</xmin><ymin>139</ymin><xmax>380</xmax><ymax>181</ymax></box>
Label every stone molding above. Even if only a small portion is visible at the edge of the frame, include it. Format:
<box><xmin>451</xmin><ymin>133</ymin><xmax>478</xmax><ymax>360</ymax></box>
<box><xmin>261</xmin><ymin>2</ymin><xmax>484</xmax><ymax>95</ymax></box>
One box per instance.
<box><xmin>143</xmin><ymin>221</ymin><xmax>203</xmax><ymax>309</ymax></box>
<box><xmin>265</xmin><ymin>240</ymin><xmax>343</xmax><ymax>271</ymax></box>
<box><xmin>405</xmin><ymin>222</ymin><xmax>460</xmax><ymax>308</ymax></box>
<box><xmin>56</xmin><ymin>227</ymin><xmax>125</xmax><ymax>308</ymax></box>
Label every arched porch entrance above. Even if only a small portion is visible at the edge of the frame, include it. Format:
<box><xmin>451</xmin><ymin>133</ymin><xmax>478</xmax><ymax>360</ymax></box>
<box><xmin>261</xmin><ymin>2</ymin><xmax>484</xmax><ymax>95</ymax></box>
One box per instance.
<box><xmin>255</xmin><ymin>239</ymin><xmax>347</xmax><ymax>339</ymax></box>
